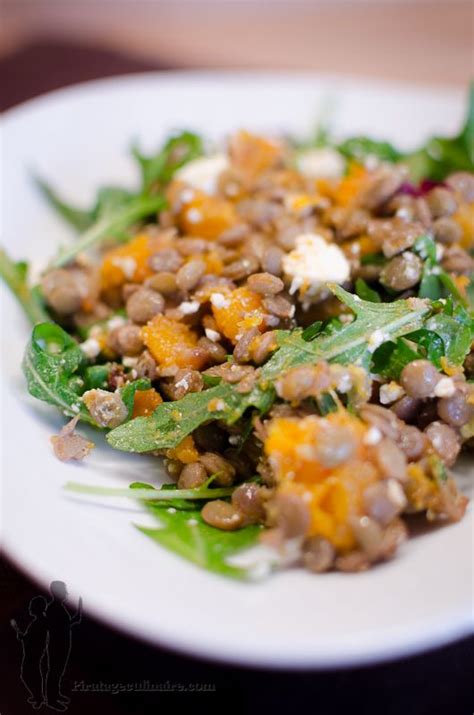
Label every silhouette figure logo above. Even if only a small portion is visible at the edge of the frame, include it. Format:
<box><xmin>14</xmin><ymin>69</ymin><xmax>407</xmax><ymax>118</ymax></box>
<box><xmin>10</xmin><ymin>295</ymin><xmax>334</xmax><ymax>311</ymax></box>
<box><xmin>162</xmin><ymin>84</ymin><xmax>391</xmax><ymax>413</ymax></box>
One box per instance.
<box><xmin>11</xmin><ymin>581</ymin><xmax>82</xmax><ymax>711</ymax></box>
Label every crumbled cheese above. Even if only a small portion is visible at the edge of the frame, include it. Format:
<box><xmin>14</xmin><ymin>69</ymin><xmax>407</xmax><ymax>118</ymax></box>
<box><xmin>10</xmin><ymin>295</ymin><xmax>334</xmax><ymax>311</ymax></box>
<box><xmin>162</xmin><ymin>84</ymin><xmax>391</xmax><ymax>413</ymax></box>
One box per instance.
<box><xmin>122</xmin><ymin>356</ymin><xmax>138</xmax><ymax>368</ymax></box>
<box><xmin>175</xmin><ymin>153</ymin><xmax>229</xmax><ymax>194</ymax></box>
<box><xmin>379</xmin><ymin>381</ymin><xmax>405</xmax><ymax>405</ymax></box>
<box><xmin>296</xmin><ymin>148</ymin><xmax>345</xmax><ymax>179</ymax></box>
<box><xmin>363</xmin><ymin>426</ymin><xmax>382</xmax><ymax>445</ymax></box>
<box><xmin>107</xmin><ymin>315</ymin><xmax>127</xmax><ymax>331</ymax></box>
<box><xmin>210</xmin><ymin>292</ymin><xmax>230</xmax><ymax>309</ymax></box>
<box><xmin>187</xmin><ymin>518</ymin><xmax>199</xmax><ymax>526</ymax></box>
<box><xmin>435</xmin><ymin>243</ymin><xmax>445</xmax><ymax>261</ymax></box>
<box><xmin>71</xmin><ymin>403</ymin><xmax>81</xmax><ymax>414</ymax></box>
<box><xmin>175</xmin><ymin>376</ymin><xmax>190</xmax><ymax>390</ymax></box>
<box><xmin>79</xmin><ymin>338</ymin><xmax>101</xmax><ymax>359</ymax></box>
<box><xmin>264</xmin><ymin>314</ymin><xmax>280</xmax><ymax>327</ymax></box>
<box><xmin>282</xmin><ymin>233</ymin><xmax>350</xmax><ymax>297</ymax></box>
<box><xmin>179</xmin><ymin>300</ymin><xmax>200</xmax><ymax>315</ymax></box>
<box><xmin>228</xmin><ymin>435</ymin><xmax>240</xmax><ymax>445</ymax></box>
<box><xmin>205</xmin><ymin>328</ymin><xmax>221</xmax><ymax>342</ymax></box>
<box><xmin>387</xmin><ymin>479</ymin><xmax>407</xmax><ymax>509</ymax></box>
<box><xmin>367</xmin><ymin>329</ymin><xmax>386</xmax><ymax>352</ymax></box>
<box><xmin>167</xmin><ymin>507</ymin><xmax>177</xmax><ymax>514</ymax></box>
<box><xmin>111</xmin><ymin>256</ymin><xmax>136</xmax><ymax>280</ymax></box>
<box><xmin>186</xmin><ymin>207</ymin><xmax>203</xmax><ymax>224</ymax></box>
<box><xmin>434</xmin><ymin>376</ymin><xmax>456</xmax><ymax>398</ymax></box>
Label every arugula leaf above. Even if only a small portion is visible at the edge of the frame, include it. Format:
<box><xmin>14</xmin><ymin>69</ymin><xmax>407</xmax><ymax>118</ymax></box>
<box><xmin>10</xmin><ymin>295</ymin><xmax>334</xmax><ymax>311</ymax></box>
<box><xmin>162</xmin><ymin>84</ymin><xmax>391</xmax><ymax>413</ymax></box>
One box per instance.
<box><xmin>328</xmin><ymin>83</ymin><xmax>474</xmax><ymax>181</ymax></box>
<box><xmin>338</xmin><ymin>137</ymin><xmax>403</xmax><ymax>164</ymax></box>
<box><xmin>132</xmin><ymin>131</ymin><xmax>203</xmax><ymax>192</ymax></box>
<box><xmin>107</xmin><ymin>286</ymin><xmax>430</xmax><ymax>453</ymax></box>
<box><xmin>355</xmin><ymin>278</ymin><xmax>381</xmax><ymax>303</ymax></box>
<box><xmin>64</xmin><ymin>480</ymin><xmax>235</xmax><ymax>502</ymax></box>
<box><xmin>301</xmin><ymin>321</ymin><xmax>323</xmax><ymax>342</ymax></box>
<box><xmin>138</xmin><ymin>506</ymin><xmax>262</xmax><ymax>580</ymax></box>
<box><xmin>34</xmin><ymin>176</ymin><xmax>95</xmax><ymax>232</ymax></box>
<box><xmin>372</xmin><ymin>339</ymin><xmax>420</xmax><ymax>379</ymax></box>
<box><xmin>425</xmin><ymin>309</ymin><xmax>474</xmax><ymax>365</ymax></box>
<box><xmin>0</xmin><ymin>249</ymin><xmax>49</xmax><ymax>325</ymax></box>
<box><xmin>51</xmin><ymin>194</ymin><xmax>166</xmax><ymax>268</ymax></box>
<box><xmin>413</xmin><ymin>235</ymin><xmax>468</xmax><ymax>305</ymax></box>
<box><xmin>22</xmin><ymin>322</ymin><xmax>94</xmax><ymax>422</ymax></box>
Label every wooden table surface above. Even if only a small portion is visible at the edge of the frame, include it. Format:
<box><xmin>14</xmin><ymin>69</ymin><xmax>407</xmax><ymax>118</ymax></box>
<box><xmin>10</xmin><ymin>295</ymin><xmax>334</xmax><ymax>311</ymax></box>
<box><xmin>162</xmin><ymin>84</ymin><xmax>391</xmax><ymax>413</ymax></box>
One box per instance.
<box><xmin>1</xmin><ymin>39</ymin><xmax>473</xmax><ymax>715</ymax></box>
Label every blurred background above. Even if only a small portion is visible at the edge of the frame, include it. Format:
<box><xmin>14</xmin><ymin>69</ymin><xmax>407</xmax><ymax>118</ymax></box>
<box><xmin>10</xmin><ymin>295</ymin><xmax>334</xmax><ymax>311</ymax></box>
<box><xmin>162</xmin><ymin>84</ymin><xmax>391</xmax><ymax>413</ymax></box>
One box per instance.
<box><xmin>1</xmin><ymin>0</ymin><xmax>472</xmax><ymax>110</ymax></box>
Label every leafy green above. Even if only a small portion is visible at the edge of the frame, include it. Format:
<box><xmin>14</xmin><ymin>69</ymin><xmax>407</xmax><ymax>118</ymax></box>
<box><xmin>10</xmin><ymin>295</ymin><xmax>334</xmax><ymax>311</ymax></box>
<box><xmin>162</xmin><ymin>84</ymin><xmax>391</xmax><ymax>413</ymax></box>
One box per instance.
<box><xmin>414</xmin><ymin>235</ymin><xmax>468</xmax><ymax>305</ymax></box>
<box><xmin>324</xmin><ymin>83</ymin><xmax>474</xmax><ymax>181</ymax></box>
<box><xmin>425</xmin><ymin>308</ymin><xmax>474</xmax><ymax>366</ymax></box>
<box><xmin>338</xmin><ymin>137</ymin><xmax>403</xmax><ymax>164</ymax></box>
<box><xmin>355</xmin><ymin>278</ymin><xmax>381</xmax><ymax>303</ymax></box>
<box><xmin>51</xmin><ymin>194</ymin><xmax>166</xmax><ymax>268</ymax></box>
<box><xmin>65</xmin><ymin>478</ymin><xmax>263</xmax><ymax>579</ymax></box>
<box><xmin>371</xmin><ymin>339</ymin><xmax>420</xmax><ymax>379</ymax></box>
<box><xmin>0</xmin><ymin>249</ymin><xmax>49</xmax><ymax>325</ymax></box>
<box><xmin>132</xmin><ymin>131</ymin><xmax>203</xmax><ymax>192</ymax></box>
<box><xmin>64</xmin><ymin>480</ymin><xmax>235</xmax><ymax>502</ymax></box>
<box><xmin>22</xmin><ymin>322</ymin><xmax>94</xmax><ymax>422</ymax></box>
<box><xmin>301</xmin><ymin>321</ymin><xmax>323</xmax><ymax>342</ymax></box>
<box><xmin>138</xmin><ymin>507</ymin><xmax>262</xmax><ymax>580</ymax></box>
<box><xmin>107</xmin><ymin>286</ymin><xmax>431</xmax><ymax>453</ymax></box>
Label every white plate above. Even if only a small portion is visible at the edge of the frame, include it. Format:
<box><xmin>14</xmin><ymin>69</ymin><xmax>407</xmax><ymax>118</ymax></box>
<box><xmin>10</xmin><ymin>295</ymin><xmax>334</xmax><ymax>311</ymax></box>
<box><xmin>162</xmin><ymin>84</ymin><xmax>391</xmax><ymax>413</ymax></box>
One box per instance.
<box><xmin>1</xmin><ymin>72</ymin><xmax>473</xmax><ymax>669</ymax></box>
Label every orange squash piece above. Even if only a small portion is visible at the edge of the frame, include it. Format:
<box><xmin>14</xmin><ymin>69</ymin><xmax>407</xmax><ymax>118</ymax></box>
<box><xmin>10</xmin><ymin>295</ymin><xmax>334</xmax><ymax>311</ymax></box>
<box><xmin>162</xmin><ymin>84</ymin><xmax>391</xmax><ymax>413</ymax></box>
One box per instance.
<box><xmin>210</xmin><ymin>286</ymin><xmax>265</xmax><ymax>342</ymax></box>
<box><xmin>141</xmin><ymin>314</ymin><xmax>205</xmax><ymax>370</ymax></box>
<box><xmin>132</xmin><ymin>388</ymin><xmax>163</xmax><ymax>418</ymax></box>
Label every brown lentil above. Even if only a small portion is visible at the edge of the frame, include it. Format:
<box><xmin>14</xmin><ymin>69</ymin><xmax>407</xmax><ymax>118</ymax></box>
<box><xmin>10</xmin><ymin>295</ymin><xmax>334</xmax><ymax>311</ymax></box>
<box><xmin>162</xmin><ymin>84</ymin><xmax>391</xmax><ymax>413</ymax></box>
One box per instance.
<box><xmin>380</xmin><ymin>251</ymin><xmax>423</xmax><ymax>291</ymax></box>
<box><xmin>425</xmin><ymin>187</ymin><xmax>457</xmax><ymax>218</ymax></box>
<box><xmin>42</xmin><ymin>269</ymin><xmax>83</xmax><ymax>315</ymax></box>
<box><xmin>370</xmin><ymin>438</ymin><xmax>407</xmax><ymax>482</ymax></box>
<box><xmin>144</xmin><ymin>271</ymin><xmax>178</xmax><ymax>295</ymax></box>
<box><xmin>261</xmin><ymin>245</ymin><xmax>284</xmax><ymax>276</ymax></box>
<box><xmin>400</xmin><ymin>360</ymin><xmax>440</xmax><ymax>399</ymax></box>
<box><xmin>446</xmin><ymin>171</ymin><xmax>474</xmax><ymax>202</ymax></box>
<box><xmin>425</xmin><ymin>421</ymin><xmax>461</xmax><ymax>466</ymax></box>
<box><xmin>262</xmin><ymin>294</ymin><xmax>294</xmax><ymax>319</ymax></box>
<box><xmin>247</xmin><ymin>272</ymin><xmax>284</xmax><ymax>295</ymax></box>
<box><xmin>177</xmin><ymin>462</ymin><xmax>207</xmax><ymax>489</ymax></box>
<box><xmin>222</xmin><ymin>255</ymin><xmax>260</xmax><ymax>281</ymax></box>
<box><xmin>251</xmin><ymin>331</ymin><xmax>279</xmax><ymax>365</ymax></box>
<box><xmin>437</xmin><ymin>391</ymin><xmax>472</xmax><ymax>427</ymax></box>
<box><xmin>109</xmin><ymin>323</ymin><xmax>144</xmax><ymax>356</ymax></box>
<box><xmin>364</xmin><ymin>480</ymin><xmax>407</xmax><ymax>526</ymax></box>
<box><xmin>231</xmin><ymin>483</ymin><xmax>267</xmax><ymax>524</ymax></box>
<box><xmin>201</xmin><ymin>500</ymin><xmax>244</xmax><ymax>531</ymax></box>
<box><xmin>175</xmin><ymin>259</ymin><xmax>206</xmax><ymax>290</ymax></box>
<box><xmin>233</xmin><ymin>328</ymin><xmax>260</xmax><ymax>364</ymax></box>
<box><xmin>148</xmin><ymin>248</ymin><xmax>184</xmax><ymax>273</ymax></box>
<box><xmin>432</xmin><ymin>217</ymin><xmax>462</xmax><ymax>245</ymax></box>
<box><xmin>199</xmin><ymin>452</ymin><xmax>236</xmax><ymax>486</ymax></box>
<box><xmin>266</xmin><ymin>492</ymin><xmax>311</xmax><ymax>538</ymax></box>
<box><xmin>126</xmin><ymin>288</ymin><xmax>164</xmax><ymax>324</ymax></box>
<box><xmin>302</xmin><ymin>536</ymin><xmax>336</xmax><ymax>573</ymax></box>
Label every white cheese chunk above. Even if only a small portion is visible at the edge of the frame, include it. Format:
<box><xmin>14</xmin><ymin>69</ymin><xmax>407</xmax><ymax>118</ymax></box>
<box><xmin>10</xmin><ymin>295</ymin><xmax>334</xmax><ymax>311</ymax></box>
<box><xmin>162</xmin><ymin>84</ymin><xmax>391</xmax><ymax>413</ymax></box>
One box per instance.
<box><xmin>282</xmin><ymin>233</ymin><xmax>350</xmax><ymax>297</ymax></box>
<box><xmin>79</xmin><ymin>338</ymin><xmax>101</xmax><ymax>359</ymax></box>
<box><xmin>296</xmin><ymin>148</ymin><xmax>345</xmax><ymax>179</ymax></box>
<box><xmin>175</xmin><ymin>153</ymin><xmax>229</xmax><ymax>195</ymax></box>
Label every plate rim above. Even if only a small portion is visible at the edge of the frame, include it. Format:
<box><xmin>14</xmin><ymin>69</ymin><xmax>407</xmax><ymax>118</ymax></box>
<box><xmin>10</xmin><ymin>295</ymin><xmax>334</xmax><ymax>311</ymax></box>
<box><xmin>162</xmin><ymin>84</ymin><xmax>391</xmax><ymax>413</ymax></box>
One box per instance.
<box><xmin>2</xmin><ymin>70</ymin><xmax>472</xmax><ymax>669</ymax></box>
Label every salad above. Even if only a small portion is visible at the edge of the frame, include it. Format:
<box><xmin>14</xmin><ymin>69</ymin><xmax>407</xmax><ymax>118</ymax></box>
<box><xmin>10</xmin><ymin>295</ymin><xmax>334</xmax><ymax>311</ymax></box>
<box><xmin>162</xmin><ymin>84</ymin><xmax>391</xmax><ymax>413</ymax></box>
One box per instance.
<box><xmin>2</xmin><ymin>86</ymin><xmax>473</xmax><ymax>580</ymax></box>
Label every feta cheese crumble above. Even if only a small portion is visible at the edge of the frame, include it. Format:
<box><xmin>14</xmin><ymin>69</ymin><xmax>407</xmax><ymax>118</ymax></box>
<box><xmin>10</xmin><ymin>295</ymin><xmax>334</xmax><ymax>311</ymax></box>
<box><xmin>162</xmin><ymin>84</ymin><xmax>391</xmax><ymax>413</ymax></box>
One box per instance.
<box><xmin>434</xmin><ymin>376</ymin><xmax>456</xmax><ymax>398</ymax></box>
<box><xmin>111</xmin><ymin>256</ymin><xmax>136</xmax><ymax>280</ymax></box>
<box><xmin>179</xmin><ymin>300</ymin><xmax>200</xmax><ymax>315</ymax></box>
<box><xmin>282</xmin><ymin>233</ymin><xmax>350</xmax><ymax>297</ymax></box>
<box><xmin>379</xmin><ymin>381</ymin><xmax>405</xmax><ymax>405</ymax></box>
<box><xmin>296</xmin><ymin>148</ymin><xmax>345</xmax><ymax>179</ymax></box>
<box><xmin>79</xmin><ymin>338</ymin><xmax>101</xmax><ymax>359</ymax></box>
<box><xmin>210</xmin><ymin>292</ymin><xmax>230</xmax><ymax>309</ymax></box>
<box><xmin>205</xmin><ymin>328</ymin><xmax>221</xmax><ymax>342</ymax></box>
<box><xmin>175</xmin><ymin>153</ymin><xmax>229</xmax><ymax>195</ymax></box>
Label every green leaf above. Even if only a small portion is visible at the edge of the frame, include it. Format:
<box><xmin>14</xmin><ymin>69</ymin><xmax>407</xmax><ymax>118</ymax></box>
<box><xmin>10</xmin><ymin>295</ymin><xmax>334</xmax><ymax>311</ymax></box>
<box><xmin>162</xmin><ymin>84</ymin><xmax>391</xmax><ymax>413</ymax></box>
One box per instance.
<box><xmin>107</xmin><ymin>286</ymin><xmax>431</xmax><ymax>453</ymax></box>
<box><xmin>22</xmin><ymin>322</ymin><xmax>94</xmax><ymax>423</ymax></box>
<box><xmin>405</xmin><ymin>328</ymin><xmax>445</xmax><ymax>367</ymax></box>
<box><xmin>133</xmin><ymin>131</ymin><xmax>203</xmax><ymax>192</ymax></box>
<box><xmin>372</xmin><ymin>339</ymin><xmax>421</xmax><ymax>379</ymax></box>
<box><xmin>34</xmin><ymin>176</ymin><xmax>93</xmax><ymax>231</ymax></box>
<box><xmin>425</xmin><ymin>311</ymin><xmax>474</xmax><ymax>365</ymax></box>
<box><xmin>64</xmin><ymin>480</ymin><xmax>235</xmax><ymax>502</ymax></box>
<box><xmin>301</xmin><ymin>321</ymin><xmax>323</xmax><ymax>342</ymax></box>
<box><xmin>138</xmin><ymin>506</ymin><xmax>262</xmax><ymax>580</ymax></box>
<box><xmin>355</xmin><ymin>278</ymin><xmax>381</xmax><ymax>303</ymax></box>
<box><xmin>51</xmin><ymin>194</ymin><xmax>167</xmax><ymax>268</ymax></box>
<box><xmin>0</xmin><ymin>249</ymin><xmax>49</xmax><ymax>325</ymax></box>
<box><xmin>338</xmin><ymin>137</ymin><xmax>403</xmax><ymax>164</ymax></box>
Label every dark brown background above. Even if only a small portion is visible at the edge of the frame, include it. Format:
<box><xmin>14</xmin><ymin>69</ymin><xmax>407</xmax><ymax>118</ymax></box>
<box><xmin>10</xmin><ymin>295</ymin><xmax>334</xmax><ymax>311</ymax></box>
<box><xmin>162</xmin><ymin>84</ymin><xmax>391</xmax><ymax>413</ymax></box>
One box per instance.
<box><xmin>1</xmin><ymin>41</ymin><xmax>473</xmax><ymax>715</ymax></box>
